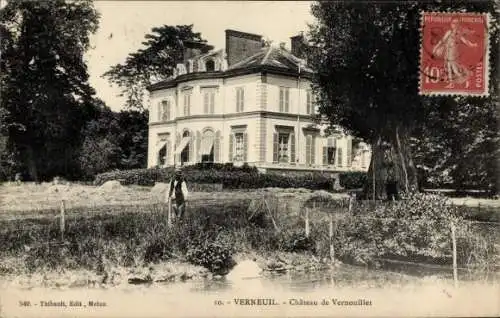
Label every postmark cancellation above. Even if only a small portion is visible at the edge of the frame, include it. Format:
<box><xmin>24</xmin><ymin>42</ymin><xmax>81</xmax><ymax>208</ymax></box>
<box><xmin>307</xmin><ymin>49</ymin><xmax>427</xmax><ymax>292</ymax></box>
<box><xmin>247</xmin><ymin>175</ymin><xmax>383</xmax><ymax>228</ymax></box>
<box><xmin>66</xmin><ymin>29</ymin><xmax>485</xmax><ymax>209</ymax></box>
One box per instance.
<box><xmin>419</xmin><ymin>12</ymin><xmax>491</xmax><ymax>97</ymax></box>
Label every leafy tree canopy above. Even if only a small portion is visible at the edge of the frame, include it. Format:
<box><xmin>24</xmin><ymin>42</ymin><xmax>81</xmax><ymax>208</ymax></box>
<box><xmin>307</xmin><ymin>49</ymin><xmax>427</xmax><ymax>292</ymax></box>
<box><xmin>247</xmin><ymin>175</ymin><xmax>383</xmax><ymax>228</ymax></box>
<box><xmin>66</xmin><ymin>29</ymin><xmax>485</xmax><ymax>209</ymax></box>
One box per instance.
<box><xmin>308</xmin><ymin>1</ymin><xmax>499</xmax><ymax>196</ymax></box>
<box><xmin>0</xmin><ymin>0</ymin><xmax>100</xmax><ymax>181</ymax></box>
<box><xmin>103</xmin><ymin>25</ymin><xmax>207</xmax><ymax>110</ymax></box>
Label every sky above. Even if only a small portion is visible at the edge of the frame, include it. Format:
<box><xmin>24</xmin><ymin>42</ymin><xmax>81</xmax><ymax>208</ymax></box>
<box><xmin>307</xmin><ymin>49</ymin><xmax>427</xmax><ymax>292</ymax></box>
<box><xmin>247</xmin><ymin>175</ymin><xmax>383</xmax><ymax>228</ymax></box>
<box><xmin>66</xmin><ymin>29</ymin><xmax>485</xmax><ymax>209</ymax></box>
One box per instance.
<box><xmin>84</xmin><ymin>1</ymin><xmax>315</xmax><ymax>112</ymax></box>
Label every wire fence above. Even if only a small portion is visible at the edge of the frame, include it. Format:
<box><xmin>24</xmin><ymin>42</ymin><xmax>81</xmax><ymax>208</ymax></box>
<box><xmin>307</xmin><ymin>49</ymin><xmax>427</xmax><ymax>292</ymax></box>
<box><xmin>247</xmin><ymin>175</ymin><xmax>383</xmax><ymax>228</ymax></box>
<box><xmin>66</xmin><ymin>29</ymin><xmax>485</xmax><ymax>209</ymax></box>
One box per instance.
<box><xmin>1</xmin><ymin>195</ymin><xmax>499</xmax><ymax>287</ymax></box>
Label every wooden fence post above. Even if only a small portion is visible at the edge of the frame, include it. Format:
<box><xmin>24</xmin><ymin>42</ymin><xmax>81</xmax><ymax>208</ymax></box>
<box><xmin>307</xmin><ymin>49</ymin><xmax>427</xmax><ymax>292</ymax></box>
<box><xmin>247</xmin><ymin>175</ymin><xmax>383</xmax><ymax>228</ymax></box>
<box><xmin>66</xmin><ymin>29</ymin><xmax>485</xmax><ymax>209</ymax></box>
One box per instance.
<box><xmin>329</xmin><ymin>213</ymin><xmax>334</xmax><ymax>263</ymax></box>
<box><xmin>60</xmin><ymin>200</ymin><xmax>65</xmax><ymax>241</ymax></box>
<box><xmin>266</xmin><ymin>200</ymin><xmax>280</xmax><ymax>233</ymax></box>
<box><xmin>167</xmin><ymin>199</ymin><xmax>172</xmax><ymax>228</ymax></box>
<box><xmin>450</xmin><ymin>221</ymin><xmax>458</xmax><ymax>288</ymax></box>
<box><xmin>305</xmin><ymin>208</ymin><xmax>310</xmax><ymax>238</ymax></box>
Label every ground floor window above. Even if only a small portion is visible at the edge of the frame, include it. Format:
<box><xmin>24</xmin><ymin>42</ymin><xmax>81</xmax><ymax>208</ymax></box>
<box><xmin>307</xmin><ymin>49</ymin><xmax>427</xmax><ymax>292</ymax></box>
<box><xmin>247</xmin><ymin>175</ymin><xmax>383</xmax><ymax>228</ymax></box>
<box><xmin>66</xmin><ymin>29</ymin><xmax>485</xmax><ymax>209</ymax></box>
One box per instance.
<box><xmin>158</xmin><ymin>145</ymin><xmax>167</xmax><ymax>166</ymax></box>
<box><xmin>176</xmin><ymin>131</ymin><xmax>191</xmax><ymax>165</ymax></box>
<box><xmin>273</xmin><ymin>127</ymin><xmax>295</xmax><ymax>164</ymax></box>
<box><xmin>327</xmin><ymin>147</ymin><xmax>336</xmax><ymax>165</ymax></box>
<box><xmin>323</xmin><ymin>137</ymin><xmax>337</xmax><ymax>166</ymax></box>
<box><xmin>229</xmin><ymin>126</ymin><xmax>247</xmax><ymax>162</ymax></box>
<box><xmin>234</xmin><ymin>133</ymin><xmax>244</xmax><ymax>161</ymax></box>
<box><xmin>278</xmin><ymin>133</ymin><xmax>290</xmax><ymax>163</ymax></box>
<box><xmin>305</xmin><ymin>135</ymin><xmax>316</xmax><ymax>165</ymax></box>
<box><xmin>156</xmin><ymin>134</ymin><xmax>170</xmax><ymax>167</ymax></box>
<box><xmin>200</xmin><ymin>130</ymin><xmax>215</xmax><ymax>163</ymax></box>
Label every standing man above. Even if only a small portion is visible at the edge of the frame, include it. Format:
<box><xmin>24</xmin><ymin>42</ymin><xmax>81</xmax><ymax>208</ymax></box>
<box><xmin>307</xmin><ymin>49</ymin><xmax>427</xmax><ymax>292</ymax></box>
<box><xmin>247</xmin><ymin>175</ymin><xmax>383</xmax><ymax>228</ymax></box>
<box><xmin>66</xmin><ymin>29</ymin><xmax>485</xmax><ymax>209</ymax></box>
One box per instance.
<box><xmin>167</xmin><ymin>167</ymin><xmax>189</xmax><ymax>220</ymax></box>
<box><xmin>385</xmin><ymin>162</ymin><xmax>399</xmax><ymax>201</ymax></box>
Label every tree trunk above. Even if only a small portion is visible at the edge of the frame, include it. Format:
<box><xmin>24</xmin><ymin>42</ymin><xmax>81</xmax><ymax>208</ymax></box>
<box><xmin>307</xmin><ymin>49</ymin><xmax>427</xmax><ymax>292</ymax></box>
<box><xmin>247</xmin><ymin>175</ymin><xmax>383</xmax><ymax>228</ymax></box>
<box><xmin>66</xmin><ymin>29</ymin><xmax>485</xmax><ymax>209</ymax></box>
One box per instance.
<box><xmin>25</xmin><ymin>145</ymin><xmax>39</xmax><ymax>182</ymax></box>
<box><xmin>362</xmin><ymin>127</ymin><xmax>418</xmax><ymax>200</ymax></box>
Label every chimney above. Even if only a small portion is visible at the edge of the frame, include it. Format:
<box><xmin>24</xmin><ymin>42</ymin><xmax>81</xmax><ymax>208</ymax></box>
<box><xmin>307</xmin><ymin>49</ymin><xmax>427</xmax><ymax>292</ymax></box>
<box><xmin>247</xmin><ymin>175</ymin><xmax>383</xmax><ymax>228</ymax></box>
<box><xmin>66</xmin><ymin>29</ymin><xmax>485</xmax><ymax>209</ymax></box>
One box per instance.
<box><xmin>290</xmin><ymin>32</ymin><xmax>307</xmax><ymax>59</ymax></box>
<box><xmin>183</xmin><ymin>41</ymin><xmax>213</xmax><ymax>65</ymax></box>
<box><xmin>225</xmin><ymin>29</ymin><xmax>263</xmax><ymax>66</ymax></box>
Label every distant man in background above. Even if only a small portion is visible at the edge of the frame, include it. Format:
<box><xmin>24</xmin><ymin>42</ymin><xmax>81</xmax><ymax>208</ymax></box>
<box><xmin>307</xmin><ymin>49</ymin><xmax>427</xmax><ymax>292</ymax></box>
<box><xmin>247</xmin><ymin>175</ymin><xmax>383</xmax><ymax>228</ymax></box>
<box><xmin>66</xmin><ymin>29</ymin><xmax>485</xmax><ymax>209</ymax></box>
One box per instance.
<box><xmin>167</xmin><ymin>167</ymin><xmax>189</xmax><ymax>219</ymax></box>
<box><xmin>385</xmin><ymin>162</ymin><xmax>400</xmax><ymax>201</ymax></box>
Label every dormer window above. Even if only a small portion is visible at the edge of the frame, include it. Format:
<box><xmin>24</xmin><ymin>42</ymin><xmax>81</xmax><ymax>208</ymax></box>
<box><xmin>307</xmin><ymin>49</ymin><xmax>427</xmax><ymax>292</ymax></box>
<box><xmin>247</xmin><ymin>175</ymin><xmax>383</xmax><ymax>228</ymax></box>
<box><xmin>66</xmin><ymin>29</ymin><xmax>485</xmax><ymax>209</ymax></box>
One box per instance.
<box><xmin>185</xmin><ymin>60</ymin><xmax>194</xmax><ymax>73</ymax></box>
<box><xmin>205</xmin><ymin>59</ymin><xmax>215</xmax><ymax>72</ymax></box>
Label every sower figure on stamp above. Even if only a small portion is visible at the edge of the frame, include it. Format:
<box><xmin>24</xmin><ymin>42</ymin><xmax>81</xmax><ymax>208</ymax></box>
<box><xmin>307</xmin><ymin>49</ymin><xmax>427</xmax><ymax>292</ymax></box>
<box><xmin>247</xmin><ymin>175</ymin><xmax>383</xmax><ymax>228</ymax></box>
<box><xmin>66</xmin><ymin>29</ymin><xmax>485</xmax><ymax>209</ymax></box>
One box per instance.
<box><xmin>167</xmin><ymin>167</ymin><xmax>189</xmax><ymax>220</ymax></box>
<box><xmin>432</xmin><ymin>18</ymin><xmax>478</xmax><ymax>88</ymax></box>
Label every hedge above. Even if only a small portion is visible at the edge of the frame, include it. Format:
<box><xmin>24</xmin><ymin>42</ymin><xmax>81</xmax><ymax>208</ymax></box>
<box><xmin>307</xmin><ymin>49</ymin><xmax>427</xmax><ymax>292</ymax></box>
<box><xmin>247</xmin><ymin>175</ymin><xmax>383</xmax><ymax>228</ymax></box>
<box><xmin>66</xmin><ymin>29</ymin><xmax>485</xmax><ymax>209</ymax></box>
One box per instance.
<box><xmin>338</xmin><ymin>171</ymin><xmax>367</xmax><ymax>189</ymax></box>
<box><xmin>94</xmin><ymin>164</ymin><xmax>367</xmax><ymax>191</ymax></box>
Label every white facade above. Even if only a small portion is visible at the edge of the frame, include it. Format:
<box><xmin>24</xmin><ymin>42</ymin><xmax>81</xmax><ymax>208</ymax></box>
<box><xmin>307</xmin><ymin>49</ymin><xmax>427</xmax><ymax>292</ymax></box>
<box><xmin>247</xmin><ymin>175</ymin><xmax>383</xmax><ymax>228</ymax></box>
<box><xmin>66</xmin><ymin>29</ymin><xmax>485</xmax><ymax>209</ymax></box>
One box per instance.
<box><xmin>148</xmin><ymin>73</ymin><xmax>370</xmax><ymax>172</ymax></box>
<box><xmin>147</xmin><ymin>32</ymin><xmax>370</xmax><ymax>172</ymax></box>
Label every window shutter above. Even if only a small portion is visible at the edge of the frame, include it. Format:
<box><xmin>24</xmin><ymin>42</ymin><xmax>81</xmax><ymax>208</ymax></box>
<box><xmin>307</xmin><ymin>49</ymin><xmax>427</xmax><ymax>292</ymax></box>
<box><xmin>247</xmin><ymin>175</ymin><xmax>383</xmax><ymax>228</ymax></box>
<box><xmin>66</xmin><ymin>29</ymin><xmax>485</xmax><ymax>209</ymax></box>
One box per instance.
<box><xmin>188</xmin><ymin>133</ymin><xmax>194</xmax><ymax>163</ymax></box>
<box><xmin>175</xmin><ymin>133</ymin><xmax>181</xmax><ymax>166</ymax></box>
<box><xmin>228</xmin><ymin>134</ymin><xmax>234</xmax><ymax>162</ymax></box>
<box><xmin>203</xmin><ymin>93</ymin><xmax>208</xmax><ymax>114</ymax></box>
<box><xmin>236</xmin><ymin>89</ymin><xmax>239</xmax><ymax>112</ymax></box>
<box><xmin>337</xmin><ymin>148</ymin><xmax>343</xmax><ymax>167</ymax></box>
<box><xmin>243</xmin><ymin>132</ymin><xmax>248</xmax><ymax>162</ymax></box>
<box><xmin>290</xmin><ymin>132</ymin><xmax>295</xmax><ymax>163</ymax></box>
<box><xmin>285</xmin><ymin>89</ymin><xmax>290</xmax><ymax>113</ymax></box>
<box><xmin>184</xmin><ymin>95</ymin><xmax>189</xmax><ymax>116</ymax></box>
<box><xmin>210</xmin><ymin>92</ymin><xmax>215</xmax><ymax>114</ymax></box>
<box><xmin>240</xmin><ymin>89</ymin><xmax>244</xmax><ymax>112</ymax></box>
<box><xmin>346</xmin><ymin>139</ymin><xmax>352</xmax><ymax>167</ymax></box>
<box><xmin>184</xmin><ymin>96</ymin><xmax>187</xmax><ymax>116</ymax></box>
<box><xmin>309</xmin><ymin>136</ymin><xmax>314</xmax><ymax>164</ymax></box>
<box><xmin>279</xmin><ymin>89</ymin><xmax>284</xmax><ymax>112</ymax></box>
<box><xmin>196</xmin><ymin>131</ymin><xmax>202</xmax><ymax>163</ymax></box>
<box><xmin>165</xmin><ymin>140</ymin><xmax>170</xmax><ymax>165</ymax></box>
<box><xmin>157</xmin><ymin>102</ymin><xmax>162</xmax><ymax>121</ymax></box>
<box><xmin>323</xmin><ymin>146</ymin><xmax>327</xmax><ymax>165</ymax></box>
<box><xmin>306</xmin><ymin>91</ymin><xmax>311</xmax><ymax>115</ymax></box>
<box><xmin>214</xmin><ymin>130</ymin><xmax>221</xmax><ymax>162</ymax></box>
<box><xmin>273</xmin><ymin>133</ymin><xmax>278</xmax><ymax>163</ymax></box>
<box><xmin>236</xmin><ymin>88</ymin><xmax>241</xmax><ymax>112</ymax></box>
<box><xmin>306</xmin><ymin>135</ymin><xmax>312</xmax><ymax>165</ymax></box>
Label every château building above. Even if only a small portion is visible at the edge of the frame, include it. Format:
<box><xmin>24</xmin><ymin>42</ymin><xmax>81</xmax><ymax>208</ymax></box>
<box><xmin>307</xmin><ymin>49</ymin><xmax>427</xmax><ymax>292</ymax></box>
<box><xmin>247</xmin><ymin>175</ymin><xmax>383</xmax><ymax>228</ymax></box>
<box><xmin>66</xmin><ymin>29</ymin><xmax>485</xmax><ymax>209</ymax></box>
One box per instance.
<box><xmin>146</xmin><ymin>30</ymin><xmax>371</xmax><ymax>172</ymax></box>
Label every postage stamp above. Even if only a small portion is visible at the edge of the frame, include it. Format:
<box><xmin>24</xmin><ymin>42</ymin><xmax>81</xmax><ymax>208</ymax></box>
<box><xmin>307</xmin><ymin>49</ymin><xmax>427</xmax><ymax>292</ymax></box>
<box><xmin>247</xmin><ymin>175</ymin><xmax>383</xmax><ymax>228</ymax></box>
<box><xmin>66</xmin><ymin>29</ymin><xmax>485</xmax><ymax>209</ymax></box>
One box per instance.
<box><xmin>419</xmin><ymin>12</ymin><xmax>490</xmax><ymax>97</ymax></box>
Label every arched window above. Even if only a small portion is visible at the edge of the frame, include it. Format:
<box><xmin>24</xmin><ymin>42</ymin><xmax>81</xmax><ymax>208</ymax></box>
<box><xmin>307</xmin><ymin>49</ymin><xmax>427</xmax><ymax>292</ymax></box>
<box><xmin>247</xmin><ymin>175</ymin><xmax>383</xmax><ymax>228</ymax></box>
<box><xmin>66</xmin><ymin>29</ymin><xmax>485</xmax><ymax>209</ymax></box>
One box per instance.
<box><xmin>158</xmin><ymin>144</ymin><xmax>167</xmax><ymax>166</ymax></box>
<box><xmin>179</xmin><ymin>130</ymin><xmax>191</xmax><ymax>165</ymax></box>
<box><xmin>205</xmin><ymin>59</ymin><xmax>215</xmax><ymax>72</ymax></box>
<box><xmin>200</xmin><ymin>129</ymin><xmax>215</xmax><ymax>162</ymax></box>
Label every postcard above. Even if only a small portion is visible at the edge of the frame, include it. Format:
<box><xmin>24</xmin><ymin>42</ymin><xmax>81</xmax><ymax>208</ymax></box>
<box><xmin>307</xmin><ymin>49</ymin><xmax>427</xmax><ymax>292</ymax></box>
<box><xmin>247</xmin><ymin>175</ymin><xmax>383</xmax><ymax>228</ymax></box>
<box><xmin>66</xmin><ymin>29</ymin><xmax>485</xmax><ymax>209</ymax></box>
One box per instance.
<box><xmin>0</xmin><ymin>1</ymin><xmax>498</xmax><ymax>317</ymax></box>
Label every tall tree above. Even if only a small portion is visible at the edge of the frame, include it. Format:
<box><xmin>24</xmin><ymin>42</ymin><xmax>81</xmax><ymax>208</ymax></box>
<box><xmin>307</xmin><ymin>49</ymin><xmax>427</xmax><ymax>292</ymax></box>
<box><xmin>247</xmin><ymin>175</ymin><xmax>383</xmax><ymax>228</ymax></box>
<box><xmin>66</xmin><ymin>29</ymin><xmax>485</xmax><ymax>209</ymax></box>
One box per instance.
<box><xmin>308</xmin><ymin>1</ymin><xmax>499</xmax><ymax>199</ymax></box>
<box><xmin>413</xmin><ymin>96</ymin><xmax>499</xmax><ymax>193</ymax></box>
<box><xmin>78</xmin><ymin>105</ymin><xmax>149</xmax><ymax>179</ymax></box>
<box><xmin>103</xmin><ymin>25</ymin><xmax>208</xmax><ymax>110</ymax></box>
<box><xmin>0</xmin><ymin>0</ymin><xmax>99</xmax><ymax>181</ymax></box>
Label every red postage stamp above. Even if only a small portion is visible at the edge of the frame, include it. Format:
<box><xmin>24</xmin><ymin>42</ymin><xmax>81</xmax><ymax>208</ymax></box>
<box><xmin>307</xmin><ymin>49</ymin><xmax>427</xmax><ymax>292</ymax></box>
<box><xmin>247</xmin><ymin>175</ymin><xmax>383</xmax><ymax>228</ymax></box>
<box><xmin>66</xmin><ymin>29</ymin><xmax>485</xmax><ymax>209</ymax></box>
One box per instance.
<box><xmin>419</xmin><ymin>12</ymin><xmax>490</xmax><ymax>96</ymax></box>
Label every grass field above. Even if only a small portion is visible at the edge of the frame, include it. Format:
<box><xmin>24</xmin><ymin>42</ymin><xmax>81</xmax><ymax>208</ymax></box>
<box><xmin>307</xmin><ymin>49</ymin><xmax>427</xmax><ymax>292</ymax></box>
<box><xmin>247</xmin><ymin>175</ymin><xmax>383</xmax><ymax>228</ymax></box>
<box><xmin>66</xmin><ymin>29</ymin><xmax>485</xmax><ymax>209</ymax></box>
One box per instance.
<box><xmin>0</xmin><ymin>182</ymin><xmax>499</xmax><ymax>290</ymax></box>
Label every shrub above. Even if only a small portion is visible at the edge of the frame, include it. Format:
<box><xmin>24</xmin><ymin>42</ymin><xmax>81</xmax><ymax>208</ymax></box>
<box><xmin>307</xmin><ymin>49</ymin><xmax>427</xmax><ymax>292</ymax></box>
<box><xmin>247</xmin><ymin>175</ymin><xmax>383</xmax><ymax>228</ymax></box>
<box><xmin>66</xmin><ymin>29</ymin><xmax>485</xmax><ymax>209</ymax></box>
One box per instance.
<box><xmin>338</xmin><ymin>171</ymin><xmax>367</xmax><ymax>189</ymax></box>
<box><xmin>280</xmin><ymin>230</ymin><xmax>316</xmax><ymax>253</ymax></box>
<box><xmin>94</xmin><ymin>166</ymin><xmax>336</xmax><ymax>190</ymax></box>
<box><xmin>333</xmin><ymin>193</ymin><xmax>495</xmax><ymax>269</ymax></box>
<box><xmin>94</xmin><ymin>167</ymin><xmax>174</xmax><ymax>186</ymax></box>
<box><xmin>186</xmin><ymin>232</ymin><xmax>236</xmax><ymax>274</ymax></box>
<box><xmin>144</xmin><ymin>239</ymin><xmax>173</xmax><ymax>263</ymax></box>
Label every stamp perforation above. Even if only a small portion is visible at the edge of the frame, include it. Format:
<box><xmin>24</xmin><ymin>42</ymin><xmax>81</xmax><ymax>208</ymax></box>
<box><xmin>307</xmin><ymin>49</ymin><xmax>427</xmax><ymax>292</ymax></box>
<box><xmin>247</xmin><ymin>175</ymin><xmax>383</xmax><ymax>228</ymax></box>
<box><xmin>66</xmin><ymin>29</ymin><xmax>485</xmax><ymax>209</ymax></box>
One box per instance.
<box><xmin>418</xmin><ymin>11</ymin><xmax>491</xmax><ymax>97</ymax></box>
